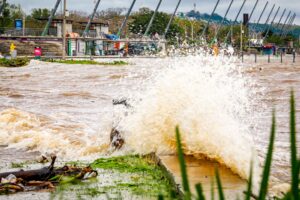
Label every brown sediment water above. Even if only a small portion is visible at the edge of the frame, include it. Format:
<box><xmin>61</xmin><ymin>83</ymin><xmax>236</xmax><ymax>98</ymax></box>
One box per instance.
<box><xmin>0</xmin><ymin>56</ymin><xmax>299</xmax><ymax>197</ymax></box>
<box><xmin>159</xmin><ymin>155</ymin><xmax>246</xmax><ymax>199</ymax></box>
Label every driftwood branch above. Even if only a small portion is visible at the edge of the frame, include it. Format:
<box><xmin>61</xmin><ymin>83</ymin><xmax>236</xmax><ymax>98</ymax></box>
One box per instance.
<box><xmin>0</xmin><ymin>156</ymin><xmax>57</xmax><ymax>181</ymax></box>
<box><xmin>0</xmin><ymin>156</ymin><xmax>97</xmax><ymax>194</ymax></box>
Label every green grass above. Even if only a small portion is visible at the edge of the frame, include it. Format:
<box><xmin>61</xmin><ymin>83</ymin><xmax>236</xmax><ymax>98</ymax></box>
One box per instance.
<box><xmin>50</xmin><ymin>155</ymin><xmax>178</xmax><ymax>199</ymax></box>
<box><xmin>173</xmin><ymin>91</ymin><xmax>299</xmax><ymax>200</ymax></box>
<box><xmin>0</xmin><ymin>58</ymin><xmax>29</xmax><ymax>67</ymax></box>
<box><xmin>91</xmin><ymin>155</ymin><xmax>177</xmax><ymax>198</ymax></box>
<box><xmin>46</xmin><ymin>59</ymin><xmax>128</xmax><ymax>66</ymax></box>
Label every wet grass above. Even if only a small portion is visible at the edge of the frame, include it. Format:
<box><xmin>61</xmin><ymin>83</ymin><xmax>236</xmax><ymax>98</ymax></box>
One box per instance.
<box><xmin>91</xmin><ymin>155</ymin><xmax>177</xmax><ymax>198</ymax></box>
<box><xmin>46</xmin><ymin>59</ymin><xmax>128</xmax><ymax>66</ymax></box>
<box><xmin>50</xmin><ymin>155</ymin><xmax>178</xmax><ymax>199</ymax></box>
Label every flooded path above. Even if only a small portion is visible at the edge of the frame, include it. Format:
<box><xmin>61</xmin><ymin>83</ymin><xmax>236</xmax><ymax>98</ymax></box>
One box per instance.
<box><xmin>0</xmin><ymin>57</ymin><xmax>300</xmax><ymax>195</ymax></box>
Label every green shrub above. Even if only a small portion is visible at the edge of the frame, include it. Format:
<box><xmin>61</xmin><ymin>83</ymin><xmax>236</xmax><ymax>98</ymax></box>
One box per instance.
<box><xmin>0</xmin><ymin>58</ymin><xmax>30</xmax><ymax>67</ymax></box>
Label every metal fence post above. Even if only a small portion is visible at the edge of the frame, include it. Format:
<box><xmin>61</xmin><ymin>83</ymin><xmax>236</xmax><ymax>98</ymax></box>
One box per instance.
<box><xmin>281</xmin><ymin>51</ymin><xmax>283</xmax><ymax>63</ymax></box>
<box><xmin>255</xmin><ymin>53</ymin><xmax>257</xmax><ymax>63</ymax></box>
<box><xmin>268</xmin><ymin>54</ymin><xmax>270</xmax><ymax>63</ymax></box>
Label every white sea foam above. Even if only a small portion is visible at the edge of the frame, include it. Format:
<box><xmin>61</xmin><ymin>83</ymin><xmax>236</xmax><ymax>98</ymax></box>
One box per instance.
<box><xmin>117</xmin><ymin>55</ymin><xmax>261</xmax><ymax>182</ymax></box>
<box><xmin>0</xmin><ymin>54</ymin><xmax>261</xmax><ymax>184</ymax></box>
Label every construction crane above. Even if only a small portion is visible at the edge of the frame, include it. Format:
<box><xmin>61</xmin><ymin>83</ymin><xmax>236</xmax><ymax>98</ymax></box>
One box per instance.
<box><xmin>212</xmin><ymin>0</ymin><xmax>234</xmax><ymax>43</ymax></box>
<box><xmin>224</xmin><ymin>0</ymin><xmax>247</xmax><ymax>44</ymax></box>
<box><xmin>144</xmin><ymin>0</ymin><xmax>163</xmax><ymax>36</ymax></box>
<box><xmin>83</xmin><ymin>0</ymin><xmax>102</xmax><ymax>37</ymax></box>
<box><xmin>200</xmin><ymin>0</ymin><xmax>221</xmax><ymax>41</ymax></box>
<box><xmin>163</xmin><ymin>0</ymin><xmax>181</xmax><ymax>38</ymax></box>
<box><xmin>263</xmin><ymin>6</ymin><xmax>280</xmax><ymax>40</ymax></box>
<box><xmin>117</xmin><ymin>0</ymin><xmax>137</xmax><ymax>38</ymax></box>
<box><xmin>41</xmin><ymin>0</ymin><xmax>62</xmax><ymax>36</ymax></box>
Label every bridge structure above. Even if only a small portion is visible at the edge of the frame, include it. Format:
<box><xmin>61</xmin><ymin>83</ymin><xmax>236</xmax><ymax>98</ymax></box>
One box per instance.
<box><xmin>0</xmin><ymin>0</ymin><xmax>299</xmax><ymax>57</ymax></box>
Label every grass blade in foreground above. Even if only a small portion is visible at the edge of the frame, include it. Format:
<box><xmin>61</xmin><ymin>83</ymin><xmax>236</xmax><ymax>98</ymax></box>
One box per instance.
<box><xmin>175</xmin><ymin>126</ymin><xmax>191</xmax><ymax>198</ymax></box>
<box><xmin>245</xmin><ymin>161</ymin><xmax>253</xmax><ymax>200</ymax></box>
<box><xmin>195</xmin><ymin>183</ymin><xmax>205</xmax><ymax>200</ymax></box>
<box><xmin>289</xmin><ymin>91</ymin><xmax>299</xmax><ymax>200</ymax></box>
<box><xmin>258</xmin><ymin>111</ymin><xmax>276</xmax><ymax>200</ymax></box>
<box><xmin>215</xmin><ymin>168</ymin><xmax>225</xmax><ymax>200</ymax></box>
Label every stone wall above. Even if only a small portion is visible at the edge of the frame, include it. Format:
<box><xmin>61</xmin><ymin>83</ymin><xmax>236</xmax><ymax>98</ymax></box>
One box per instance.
<box><xmin>0</xmin><ymin>40</ymin><xmax>63</xmax><ymax>56</ymax></box>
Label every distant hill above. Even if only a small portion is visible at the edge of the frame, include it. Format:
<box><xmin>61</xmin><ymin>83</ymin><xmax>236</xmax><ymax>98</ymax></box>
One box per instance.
<box><xmin>180</xmin><ymin>10</ymin><xmax>300</xmax><ymax>37</ymax></box>
<box><xmin>183</xmin><ymin>10</ymin><xmax>231</xmax><ymax>24</ymax></box>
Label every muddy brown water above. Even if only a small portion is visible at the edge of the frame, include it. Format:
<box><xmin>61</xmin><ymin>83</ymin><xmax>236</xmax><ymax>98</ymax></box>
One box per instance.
<box><xmin>0</xmin><ymin>56</ymin><xmax>299</xmax><ymax>198</ymax></box>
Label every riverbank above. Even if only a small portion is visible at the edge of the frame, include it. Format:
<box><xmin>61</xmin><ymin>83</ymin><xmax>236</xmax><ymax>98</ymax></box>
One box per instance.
<box><xmin>0</xmin><ymin>146</ymin><xmax>247</xmax><ymax>199</ymax></box>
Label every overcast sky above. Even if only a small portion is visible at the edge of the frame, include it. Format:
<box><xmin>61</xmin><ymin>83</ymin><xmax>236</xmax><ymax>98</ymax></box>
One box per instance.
<box><xmin>7</xmin><ymin>0</ymin><xmax>300</xmax><ymax>25</ymax></box>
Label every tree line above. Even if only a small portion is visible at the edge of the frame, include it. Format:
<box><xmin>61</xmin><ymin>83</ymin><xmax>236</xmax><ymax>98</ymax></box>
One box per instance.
<box><xmin>0</xmin><ymin>2</ymin><xmax>298</xmax><ymax>47</ymax></box>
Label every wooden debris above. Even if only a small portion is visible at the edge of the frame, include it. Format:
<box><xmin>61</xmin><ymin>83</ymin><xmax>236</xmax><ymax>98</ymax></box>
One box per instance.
<box><xmin>0</xmin><ymin>156</ymin><xmax>97</xmax><ymax>194</ymax></box>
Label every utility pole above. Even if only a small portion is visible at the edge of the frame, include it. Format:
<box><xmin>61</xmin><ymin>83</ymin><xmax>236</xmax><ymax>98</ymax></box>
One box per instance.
<box><xmin>62</xmin><ymin>0</ymin><xmax>67</xmax><ymax>60</ymax></box>
<box><xmin>224</xmin><ymin>0</ymin><xmax>247</xmax><ymax>44</ymax></box>
<box><xmin>23</xmin><ymin>13</ymin><xmax>26</xmax><ymax>36</ymax></box>
<box><xmin>200</xmin><ymin>0</ymin><xmax>221</xmax><ymax>41</ymax></box>
<box><xmin>163</xmin><ymin>0</ymin><xmax>181</xmax><ymax>38</ymax></box>
<box><xmin>144</xmin><ymin>0</ymin><xmax>163</xmax><ymax>36</ymax></box>
<box><xmin>117</xmin><ymin>0</ymin><xmax>137</xmax><ymax>38</ymax></box>
<box><xmin>212</xmin><ymin>0</ymin><xmax>234</xmax><ymax>44</ymax></box>
<box><xmin>263</xmin><ymin>6</ymin><xmax>280</xmax><ymax>40</ymax></box>
<box><xmin>240</xmin><ymin>22</ymin><xmax>243</xmax><ymax>53</ymax></box>
<box><xmin>83</xmin><ymin>0</ymin><xmax>101</xmax><ymax>37</ymax></box>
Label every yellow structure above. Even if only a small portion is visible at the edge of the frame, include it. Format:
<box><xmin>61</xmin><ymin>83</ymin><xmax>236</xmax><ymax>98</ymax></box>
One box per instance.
<box><xmin>10</xmin><ymin>43</ymin><xmax>16</xmax><ymax>53</ymax></box>
<box><xmin>212</xmin><ymin>44</ymin><xmax>219</xmax><ymax>56</ymax></box>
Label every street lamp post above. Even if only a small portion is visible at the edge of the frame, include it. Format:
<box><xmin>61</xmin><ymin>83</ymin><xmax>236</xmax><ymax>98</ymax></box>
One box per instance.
<box><xmin>190</xmin><ymin>18</ymin><xmax>196</xmax><ymax>41</ymax></box>
<box><xmin>62</xmin><ymin>0</ymin><xmax>67</xmax><ymax>60</ymax></box>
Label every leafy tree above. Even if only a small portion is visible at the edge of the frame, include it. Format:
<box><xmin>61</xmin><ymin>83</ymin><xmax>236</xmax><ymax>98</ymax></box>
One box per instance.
<box><xmin>31</xmin><ymin>8</ymin><xmax>50</xmax><ymax>20</ymax></box>
<box><xmin>128</xmin><ymin>9</ymin><xmax>184</xmax><ymax>40</ymax></box>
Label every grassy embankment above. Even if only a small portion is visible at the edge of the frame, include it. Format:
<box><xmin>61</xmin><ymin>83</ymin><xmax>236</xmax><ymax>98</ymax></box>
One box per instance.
<box><xmin>49</xmin><ymin>154</ymin><xmax>178</xmax><ymax>199</ymax></box>
<box><xmin>46</xmin><ymin>60</ymin><xmax>128</xmax><ymax>66</ymax></box>
<box><xmin>0</xmin><ymin>58</ymin><xmax>128</xmax><ymax>67</ymax></box>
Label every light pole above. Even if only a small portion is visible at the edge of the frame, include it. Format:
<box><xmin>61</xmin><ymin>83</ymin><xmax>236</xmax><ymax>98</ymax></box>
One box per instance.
<box><xmin>62</xmin><ymin>0</ymin><xmax>67</xmax><ymax>60</ymax></box>
<box><xmin>22</xmin><ymin>10</ymin><xmax>26</xmax><ymax>36</ymax></box>
<box><xmin>189</xmin><ymin>18</ymin><xmax>196</xmax><ymax>41</ymax></box>
<box><xmin>240</xmin><ymin>22</ymin><xmax>243</xmax><ymax>54</ymax></box>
